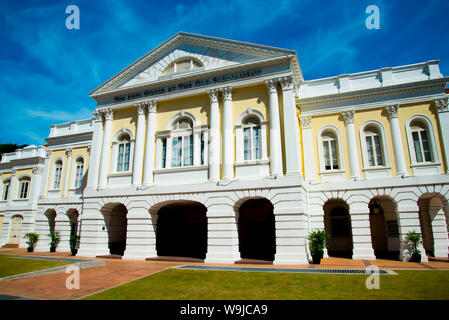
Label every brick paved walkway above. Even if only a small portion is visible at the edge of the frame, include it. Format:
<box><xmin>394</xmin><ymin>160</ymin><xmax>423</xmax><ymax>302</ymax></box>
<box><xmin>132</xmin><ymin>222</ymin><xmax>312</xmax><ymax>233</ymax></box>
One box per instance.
<box><xmin>0</xmin><ymin>249</ymin><xmax>448</xmax><ymax>300</ymax></box>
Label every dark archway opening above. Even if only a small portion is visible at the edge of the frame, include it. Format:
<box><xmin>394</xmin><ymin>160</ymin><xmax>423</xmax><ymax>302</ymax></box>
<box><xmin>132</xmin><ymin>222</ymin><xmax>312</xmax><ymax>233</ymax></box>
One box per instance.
<box><xmin>156</xmin><ymin>202</ymin><xmax>207</xmax><ymax>260</ymax></box>
<box><xmin>103</xmin><ymin>204</ymin><xmax>128</xmax><ymax>256</ymax></box>
<box><xmin>238</xmin><ymin>198</ymin><xmax>276</xmax><ymax>262</ymax></box>
<box><xmin>324</xmin><ymin>200</ymin><xmax>353</xmax><ymax>258</ymax></box>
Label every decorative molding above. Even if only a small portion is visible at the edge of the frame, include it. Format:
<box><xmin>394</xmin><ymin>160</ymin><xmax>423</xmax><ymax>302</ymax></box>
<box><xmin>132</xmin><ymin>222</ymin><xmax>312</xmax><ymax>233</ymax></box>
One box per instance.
<box><xmin>11</xmin><ymin>169</ymin><xmax>16</xmax><ymax>175</ymax></box>
<box><xmin>299</xmin><ymin>116</ymin><xmax>312</xmax><ymax>129</ymax></box>
<box><xmin>45</xmin><ymin>149</ymin><xmax>51</xmax><ymax>158</ymax></box>
<box><xmin>32</xmin><ymin>166</ymin><xmax>44</xmax><ymax>175</ymax></box>
<box><xmin>66</xmin><ymin>148</ymin><xmax>73</xmax><ymax>157</ymax></box>
<box><xmin>221</xmin><ymin>86</ymin><xmax>232</xmax><ymax>101</ymax></box>
<box><xmin>279</xmin><ymin>76</ymin><xmax>294</xmax><ymax>91</ymax></box>
<box><xmin>435</xmin><ymin>97</ymin><xmax>448</xmax><ymax>113</ymax></box>
<box><xmin>92</xmin><ymin>110</ymin><xmax>102</xmax><ymax>122</ymax></box>
<box><xmin>386</xmin><ymin>104</ymin><xmax>399</xmax><ymax>120</ymax></box>
<box><xmin>102</xmin><ymin>108</ymin><xmax>114</xmax><ymax>121</ymax></box>
<box><xmin>342</xmin><ymin>111</ymin><xmax>354</xmax><ymax>126</ymax></box>
<box><xmin>207</xmin><ymin>89</ymin><xmax>219</xmax><ymax>104</ymax></box>
<box><xmin>148</xmin><ymin>100</ymin><xmax>157</xmax><ymax>113</ymax></box>
<box><xmin>136</xmin><ymin>103</ymin><xmax>147</xmax><ymax>115</ymax></box>
<box><xmin>265</xmin><ymin>79</ymin><xmax>278</xmax><ymax>94</ymax></box>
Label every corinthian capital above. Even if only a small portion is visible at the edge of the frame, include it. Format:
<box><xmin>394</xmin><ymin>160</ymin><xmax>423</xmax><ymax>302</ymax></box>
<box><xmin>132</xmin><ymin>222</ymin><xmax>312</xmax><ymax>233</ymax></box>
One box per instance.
<box><xmin>265</xmin><ymin>79</ymin><xmax>278</xmax><ymax>94</ymax></box>
<box><xmin>66</xmin><ymin>148</ymin><xmax>72</xmax><ymax>157</ymax></box>
<box><xmin>342</xmin><ymin>111</ymin><xmax>354</xmax><ymax>126</ymax></box>
<box><xmin>435</xmin><ymin>97</ymin><xmax>448</xmax><ymax>113</ymax></box>
<box><xmin>92</xmin><ymin>110</ymin><xmax>102</xmax><ymax>122</ymax></box>
<box><xmin>207</xmin><ymin>89</ymin><xmax>219</xmax><ymax>104</ymax></box>
<box><xmin>136</xmin><ymin>103</ymin><xmax>147</xmax><ymax>115</ymax></box>
<box><xmin>386</xmin><ymin>104</ymin><xmax>399</xmax><ymax>120</ymax></box>
<box><xmin>220</xmin><ymin>87</ymin><xmax>232</xmax><ymax>101</ymax></box>
<box><xmin>148</xmin><ymin>100</ymin><xmax>157</xmax><ymax>113</ymax></box>
<box><xmin>32</xmin><ymin>166</ymin><xmax>44</xmax><ymax>175</ymax></box>
<box><xmin>279</xmin><ymin>76</ymin><xmax>295</xmax><ymax>91</ymax></box>
<box><xmin>299</xmin><ymin>116</ymin><xmax>312</xmax><ymax>129</ymax></box>
<box><xmin>102</xmin><ymin>108</ymin><xmax>114</xmax><ymax>121</ymax></box>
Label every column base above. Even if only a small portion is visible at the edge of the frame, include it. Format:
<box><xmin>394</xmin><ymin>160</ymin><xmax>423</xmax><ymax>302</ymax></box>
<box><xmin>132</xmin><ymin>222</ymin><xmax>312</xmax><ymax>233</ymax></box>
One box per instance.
<box><xmin>205</xmin><ymin>251</ymin><xmax>241</xmax><ymax>264</ymax></box>
<box><xmin>123</xmin><ymin>250</ymin><xmax>157</xmax><ymax>261</ymax></box>
<box><xmin>274</xmin><ymin>253</ymin><xmax>309</xmax><ymax>265</ymax></box>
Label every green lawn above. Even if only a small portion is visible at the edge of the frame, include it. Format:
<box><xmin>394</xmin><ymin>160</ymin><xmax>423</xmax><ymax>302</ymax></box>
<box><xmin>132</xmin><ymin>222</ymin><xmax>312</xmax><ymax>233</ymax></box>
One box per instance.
<box><xmin>84</xmin><ymin>269</ymin><xmax>449</xmax><ymax>300</ymax></box>
<box><xmin>0</xmin><ymin>254</ymin><xmax>73</xmax><ymax>278</ymax></box>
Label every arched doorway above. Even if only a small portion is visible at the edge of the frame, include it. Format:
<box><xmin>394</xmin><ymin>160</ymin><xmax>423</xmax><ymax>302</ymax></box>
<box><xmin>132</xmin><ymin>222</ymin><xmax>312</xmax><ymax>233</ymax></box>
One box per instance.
<box><xmin>417</xmin><ymin>194</ymin><xmax>449</xmax><ymax>258</ymax></box>
<box><xmin>101</xmin><ymin>203</ymin><xmax>128</xmax><ymax>256</ymax></box>
<box><xmin>324</xmin><ymin>200</ymin><xmax>353</xmax><ymax>258</ymax></box>
<box><xmin>7</xmin><ymin>215</ymin><xmax>23</xmax><ymax>245</ymax></box>
<box><xmin>368</xmin><ymin>197</ymin><xmax>400</xmax><ymax>260</ymax></box>
<box><xmin>67</xmin><ymin>209</ymin><xmax>79</xmax><ymax>238</ymax></box>
<box><xmin>237</xmin><ymin>198</ymin><xmax>275</xmax><ymax>262</ymax></box>
<box><xmin>156</xmin><ymin>201</ymin><xmax>207</xmax><ymax>260</ymax></box>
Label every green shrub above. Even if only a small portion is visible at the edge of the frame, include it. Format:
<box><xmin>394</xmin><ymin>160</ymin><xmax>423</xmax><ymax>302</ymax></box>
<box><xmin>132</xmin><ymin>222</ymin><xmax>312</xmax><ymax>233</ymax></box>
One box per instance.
<box><xmin>23</xmin><ymin>232</ymin><xmax>39</xmax><ymax>248</ymax></box>
<box><xmin>307</xmin><ymin>229</ymin><xmax>329</xmax><ymax>254</ymax></box>
<box><xmin>407</xmin><ymin>230</ymin><xmax>422</xmax><ymax>255</ymax></box>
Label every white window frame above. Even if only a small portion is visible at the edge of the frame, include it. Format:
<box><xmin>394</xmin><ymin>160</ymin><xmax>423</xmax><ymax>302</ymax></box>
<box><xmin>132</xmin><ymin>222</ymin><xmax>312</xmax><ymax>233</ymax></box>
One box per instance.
<box><xmin>317</xmin><ymin>126</ymin><xmax>346</xmax><ymax>181</ymax></box>
<box><xmin>17</xmin><ymin>175</ymin><xmax>31</xmax><ymax>200</ymax></box>
<box><xmin>2</xmin><ymin>179</ymin><xmax>10</xmax><ymax>201</ymax></box>
<box><xmin>71</xmin><ymin>155</ymin><xmax>85</xmax><ymax>189</ymax></box>
<box><xmin>235</xmin><ymin>108</ymin><xmax>267</xmax><ymax>163</ymax></box>
<box><xmin>111</xmin><ymin>128</ymin><xmax>135</xmax><ymax>175</ymax></box>
<box><xmin>162</xmin><ymin>57</ymin><xmax>204</xmax><ymax>76</ymax></box>
<box><xmin>405</xmin><ymin>115</ymin><xmax>441</xmax><ymax>176</ymax></box>
<box><xmin>51</xmin><ymin>158</ymin><xmax>64</xmax><ymax>190</ymax></box>
<box><xmin>156</xmin><ymin>111</ymin><xmax>206</xmax><ymax>170</ymax></box>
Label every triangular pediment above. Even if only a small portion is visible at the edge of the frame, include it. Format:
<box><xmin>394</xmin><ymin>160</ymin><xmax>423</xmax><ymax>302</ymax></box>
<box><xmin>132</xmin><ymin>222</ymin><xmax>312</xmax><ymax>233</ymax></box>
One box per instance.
<box><xmin>90</xmin><ymin>32</ymin><xmax>301</xmax><ymax>97</ymax></box>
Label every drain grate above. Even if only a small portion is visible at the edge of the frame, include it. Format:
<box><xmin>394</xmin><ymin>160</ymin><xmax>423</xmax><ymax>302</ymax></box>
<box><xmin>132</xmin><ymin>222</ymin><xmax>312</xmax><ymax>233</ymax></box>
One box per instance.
<box><xmin>174</xmin><ymin>265</ymin><xmax>396</xmax><ymax>275</ymax></box>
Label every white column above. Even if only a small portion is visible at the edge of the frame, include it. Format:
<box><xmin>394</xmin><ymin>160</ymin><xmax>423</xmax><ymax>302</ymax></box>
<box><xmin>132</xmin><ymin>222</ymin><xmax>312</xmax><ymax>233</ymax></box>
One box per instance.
<box><xmin>221</xmin><ymin>87</ymin><xmax>234</xmax><ymax>181</ymax></box>
<box><xmin>435</xmin><ymin>98</ymin><xmax>449</xmax><ymax>174</ymax></box>
<box><xmin>397</xmin><ymin>200</ymin><xmax>428</xmax><ymax>262</ymax></box>
<box><xmin>7</xmin><ymin>169</ymin><xmax>16</xmax><ymax>205</ymax></box>
<box><xmin>300</xmin><ymin>116</ymin><xmax>317</xmax><ymax>183</ymax></box>
<box><xmin>208</xmin><ymin>89</ymin><xmax>220</xmax><ymax>181</ymax></box>
<box><xmin>204</xmin><ymin>206</ymin><xmax>241</xmax><ymax>264</ymax></box>
<box><xmin>265</xmin><ymin>79</ymin><xmax>283</xmax><ymax>177</ymax></box>
<box><xmin>143</xmin><ymin>101</ymin><xmax>157</xmax><ymax>185</ymax></box>
<box><xmin>40</xmin><ymin>149</ymin><xmax>51</xmax><ymax>198</ymax></box>
<box><xmin>123</xmin><ymin>206</ymin><xmax>158</xmax><ymax>260</ymax></box>
<box><xmin>132</xmin><ymin>103</ymin><xmax>146</xmax><ymax>186</ymax></box>
<box><xmin>63</xmin><ymin>148</ymin><xmax>72</xmax><ymax>197</ymax></box>
<box><xmin>86</xmin><ymin>111</ymin><xmax>104</xmax><ymax>189</ymax></box>
<box><xmin>98</xmin><ymin>109</ymin><xmax>113</xmax><ymax>189</ymax></box>
<box><xmin>350</xmin><ymin>203</ymin><xmax>376</xmax><ymax>260</ymax></box>
<box><xmin>279</xmin><ymin>76</ymin><xmax>302</xmax><ymax>176</ymax></box>
<box><xmin>386</xmin><ymin>105</ymin><xmax>409</xmax><ymax>177</ymax></box>
<box><xmin>342</xmin><ymin>111</ymin><xmax>361</xmax><ymax>180</ymax></box>
<box><xmin>193</xmin><ymin>127</ymin><xmax>201</xmax><ymax>166</ymax></box>
<box><xmin>429</xmin><ymin>207</ymin><xmax>449</xmax><ymax>258</ymax></box>
<box><xmin>30</xmin><ymin>166</ymin><xmax>44</xmax><ymax>203</ymax></box>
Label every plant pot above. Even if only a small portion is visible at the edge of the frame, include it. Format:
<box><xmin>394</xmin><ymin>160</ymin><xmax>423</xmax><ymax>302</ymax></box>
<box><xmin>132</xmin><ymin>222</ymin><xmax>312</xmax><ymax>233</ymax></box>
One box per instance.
<box><xmin>411</xmin><ymin>253</ymin><xmax>421</xmax><ymax>262</ymax></box>
<box><xmin>71</xmin><ymin>249</ymin><xmax>78</xmax><ymax>256</ymax></box>
<box><xmin>50</xmin><ymin>246</ymin><xmax>56</xmax><ymax>253</ymax></box>
<box><xmin>27</xmin><ymin>247</ymin><xmax>34</xmax><ymax>253</ymax></box>
<box><xmin>311</xmin><ymin>251</ymin><xmax>324</xmax><ymax>264</ymax></box>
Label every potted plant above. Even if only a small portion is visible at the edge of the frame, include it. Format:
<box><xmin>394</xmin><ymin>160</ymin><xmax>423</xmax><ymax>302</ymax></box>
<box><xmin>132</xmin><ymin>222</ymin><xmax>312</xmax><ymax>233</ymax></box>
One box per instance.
<box><xmin>307</xmin><ymin>229</ymin><xmax>329</xmax><ymax>264</ymax></box>
<box><xmin>407</xmin><ymin>230</ymin><xmax>423</xmax><ymax>262</ymax></box>
<box><xmin>48</xmin><ymin>231</ymin><xmax>60</xmax><ymax>253</ymax></box>
<box><xmin>24</xmin><ymin>232</ymin><xmax>39</xmax><ymax>252</ymax></box>
<box><xmin>70</xmin><ymin>235</ymin><xmax>80</xmax><ymax>256</ymax></box>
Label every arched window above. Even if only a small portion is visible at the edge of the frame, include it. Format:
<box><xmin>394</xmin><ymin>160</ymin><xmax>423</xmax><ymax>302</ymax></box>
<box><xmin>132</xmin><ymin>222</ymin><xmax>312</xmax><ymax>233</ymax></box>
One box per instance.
<box><xmin>18</xmin><ymin>176</ymin><xmax>30</xmax><ymax>199</ymax></box>
<box><xmin>117</xmin><ymin>133</ymin><xmax>131</xmax><ymax>172</ymax></box>
<box><xmin>410</xmin><ymin>120</ymin><xmax>432</xmax><ymax>163</ymax></box>
<box><xmin>171</xmin><ymin>117</ymin><xmax>193</xmax><ymax>167</ymax></box>
<box><xmin>322</xmin><ymin>131</ymin><xmax>339</xmax><ymax>170</ymax></box>
<box><xmin>243</xmin><ymin>117</ymin><xmax>261</xmax><ymax>161</ymax></box>
<box><xmin>2</xmin><ymin>179</ymin><xmax>10</xmax><ymax>200</ymax></box>
<box><xmin>53</xmin><ymin>160</ymin><xmax>63</xmax><ymax>189</ymax></box>
<box><xmin>163</xmin><ymin>58</ymin><xmax>203</xmax><ymax>76</ymax></box>
<box><xmin>364</xmin><ymin>125</ymin><xmax>384</xmax><ymax>167</ymax></box>
<box><xmin>74</xmin><ymin>157</ymin><xmax>84</xmax><ymax>188</ymax></box>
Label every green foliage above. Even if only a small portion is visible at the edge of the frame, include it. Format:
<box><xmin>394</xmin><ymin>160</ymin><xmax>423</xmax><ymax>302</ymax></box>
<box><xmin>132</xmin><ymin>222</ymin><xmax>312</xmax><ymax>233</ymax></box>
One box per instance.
<box><xmin>48</xmin><ymin>231</ymin><xmax>60</xmax><ymax>248</ymax></box>
<box><xmin>307</xmin><ymin>229</ymin><xmax>329</xmax><ymax>254</ymax></box>
<box><xmin>407</xmin><ymin>230</ymin><xmax>422</xmax><ymax>255</ymax></box>
<box><xmin>70</xmin><ymin>235</ymin><xmax>80</xmax><ymax>249</ymax></box>
<box><xmin>23</xmin><ymin>232</ymin><xmax>39</xmax><ymax>248</ymax></box>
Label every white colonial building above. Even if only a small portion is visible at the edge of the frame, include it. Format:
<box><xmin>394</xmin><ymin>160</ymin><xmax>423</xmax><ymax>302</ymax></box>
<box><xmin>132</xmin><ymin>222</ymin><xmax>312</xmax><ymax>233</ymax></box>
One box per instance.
<box><xmin>1</xmin><ymin>33</ymin><xmax>448</xmax><ymax>264</ymax></box>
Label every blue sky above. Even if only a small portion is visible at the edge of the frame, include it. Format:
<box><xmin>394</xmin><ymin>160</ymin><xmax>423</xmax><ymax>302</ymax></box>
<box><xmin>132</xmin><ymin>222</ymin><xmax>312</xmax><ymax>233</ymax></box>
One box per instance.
<box><xmin>1</xmin><ymin>0</ymin><xmax>448</xmax><ymax>146</ymax></box>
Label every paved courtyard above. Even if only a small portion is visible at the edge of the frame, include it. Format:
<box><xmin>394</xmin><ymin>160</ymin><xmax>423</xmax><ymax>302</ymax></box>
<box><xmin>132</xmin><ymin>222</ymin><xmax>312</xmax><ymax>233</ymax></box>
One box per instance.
<box><xmin>0</xmin><ymin>248</ymin><xmax>448</xmax><ymax>300</ymax></box>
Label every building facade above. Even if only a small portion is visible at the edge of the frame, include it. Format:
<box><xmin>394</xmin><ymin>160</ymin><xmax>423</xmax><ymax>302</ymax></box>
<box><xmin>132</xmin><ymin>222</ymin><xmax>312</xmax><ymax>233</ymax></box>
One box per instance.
<box><xmin>1</xmin><ymin>33</ymin><xmax>448</xmax><ymax>264</ymax></box>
